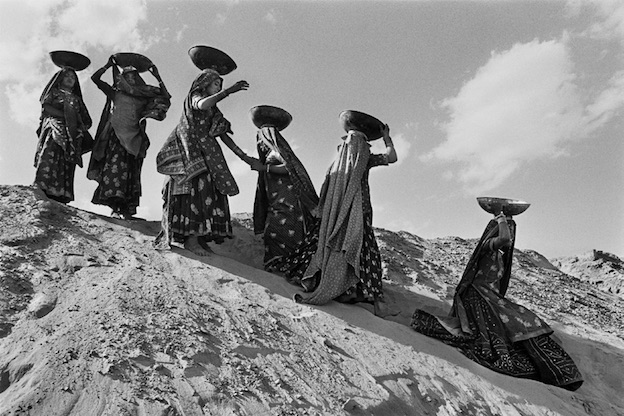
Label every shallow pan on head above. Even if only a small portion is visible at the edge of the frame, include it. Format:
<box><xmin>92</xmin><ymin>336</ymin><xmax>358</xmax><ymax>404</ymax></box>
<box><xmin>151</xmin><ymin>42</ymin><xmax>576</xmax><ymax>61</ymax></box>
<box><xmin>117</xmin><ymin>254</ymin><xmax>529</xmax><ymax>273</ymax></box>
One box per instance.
<box><xmin>477</xmin><ymin>197</ymin><xmax>531</xmax><ymax>217</ymax></box>
<box><xmin>112</xmin><ymin>52</ymin><xmax>154</xmax><ymax>73</ymax></box>
<box><xmin>49</xmin><ymin>50</ymin><xmax>91</xmax><ymax>71</ymax></box>
<box><xmin>250</xmin><ymin>105</ymin><xmax>292</xmax><ymax>131</ymax></box>
<box><xmin>188</xmin><ymin>45</ymin><xmax>237</xmax><ymax>75</ymax></box>
<box><xmin>339</xmin><ymin>110</ymin><xmax>384</xmax><ymax>141</ymax></box>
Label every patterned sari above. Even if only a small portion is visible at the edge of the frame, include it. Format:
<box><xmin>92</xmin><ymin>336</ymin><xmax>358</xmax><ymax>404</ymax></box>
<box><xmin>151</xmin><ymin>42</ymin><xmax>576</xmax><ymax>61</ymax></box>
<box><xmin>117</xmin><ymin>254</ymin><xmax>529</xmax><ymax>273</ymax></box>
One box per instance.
<box><xmin>291</xmin><ymin>131</ymin><xmax>387</xmax><ymax>305</ymax></box>
<box><xmin>252</xmin><ymin>126</ymin><xmax>319</xmax><ymax>270</ymax></box>
<box><xmin>411</xmin><ymin>220</ymin><xmax>584</xmax><ymax>390</ymax></box>
<box><xmin>34</xmin><ymin>68</ymin><xmax>92</xmax><ymax>203</ymax></box>
<box><xmin>88</xmin><ymin>65</ymin><xmax>170</xmax><ymax>216</ymax></box>
<box><xmin>155</xmin><ymin>69</ymin><xmax>239</xmax><ymax>247</ymax></box>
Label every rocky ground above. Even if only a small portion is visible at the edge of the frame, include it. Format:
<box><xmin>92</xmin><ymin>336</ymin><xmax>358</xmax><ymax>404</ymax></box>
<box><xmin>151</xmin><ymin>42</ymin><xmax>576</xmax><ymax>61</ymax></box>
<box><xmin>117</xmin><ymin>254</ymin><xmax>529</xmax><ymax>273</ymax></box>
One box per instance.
<box><xmin>0</xmin><ymin>184</ymin><xmax>623</xmax><ymax>416</ymax></box>
<box><xmin>552</xmin><ymin>250</ymin><xmax>624</xmax><ymax>297</ymax></box>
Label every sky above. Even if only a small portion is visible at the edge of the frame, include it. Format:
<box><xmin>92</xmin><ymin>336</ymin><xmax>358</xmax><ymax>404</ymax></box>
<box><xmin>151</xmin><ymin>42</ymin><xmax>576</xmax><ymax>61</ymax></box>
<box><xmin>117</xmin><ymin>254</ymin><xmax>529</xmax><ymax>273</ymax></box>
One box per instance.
<box><xmin>0</xmin><ymin>0</ymin><xmax>622</xmax><ymax>259</ymax></box>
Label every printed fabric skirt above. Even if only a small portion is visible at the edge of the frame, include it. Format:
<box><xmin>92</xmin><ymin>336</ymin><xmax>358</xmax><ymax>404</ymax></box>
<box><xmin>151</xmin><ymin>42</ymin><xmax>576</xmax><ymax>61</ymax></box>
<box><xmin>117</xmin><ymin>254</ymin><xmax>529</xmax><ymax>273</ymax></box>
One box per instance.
<box><xmin>34</xmin><ymin>135</ymin><xmax>76</xmax><ymax>204</ymax></box>
<box><xmin>275</xmin><ymin>210</ymin><xmax>384</xmax><ymax>303</ymax></box>
<box><xmin>262</xmin><ymin>174</ymin><xmax>309</xmax><ymax>269</ymax></box>
<box><xmin>410</xmin><ymin>286</ymin><xmax>584</xmax><ymax>390</ymax></box>
<box><xmin>91</xmin><ymin>133</ymin><xmax>143</xmax><ymax>216</ymax></box>
<box><xmin>169</xmin><ymin>171</ymin><xmax>233</xmax><ymax>244</ymax></box>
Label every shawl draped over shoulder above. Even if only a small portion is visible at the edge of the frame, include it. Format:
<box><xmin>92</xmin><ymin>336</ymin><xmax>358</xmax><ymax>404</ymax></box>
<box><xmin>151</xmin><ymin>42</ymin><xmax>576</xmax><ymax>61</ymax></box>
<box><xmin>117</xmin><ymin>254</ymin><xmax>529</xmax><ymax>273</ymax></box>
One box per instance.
<box><xmin>296</xmin><ymin>130</ymin><xmax>370</xmax><ymax>305</ymax></box>
<box><xmin>36</xmin><ymin>68</ymin><xmax>93</xmax><ymax>167</ymax></box>
<box><xmin>156</xmin><ymin>69</ymin><xmax>239</xmax><ymax>197</ymax></box>
<box><xmin>438</xmin><ymin>219</ymin><xmax>517</xmax><ymax>335</ymax></box>
<box><xmin>88</xmin><ymin>65</ymin><xmax>171</xmax><ymax>179</ymax></box>
<box><xmin>253</xmin><ymin>126</ymin><xmax>319</xmax><ymax>234</ymax></box>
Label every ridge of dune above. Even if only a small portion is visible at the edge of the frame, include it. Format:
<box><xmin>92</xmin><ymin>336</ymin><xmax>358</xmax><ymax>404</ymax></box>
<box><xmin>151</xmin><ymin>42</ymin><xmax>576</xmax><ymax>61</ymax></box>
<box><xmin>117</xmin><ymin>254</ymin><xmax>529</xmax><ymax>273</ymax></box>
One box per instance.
<box><xmin>0</xmin><ymin>185</ymin><xmax>622</xmax><ymax>416</ymax></box>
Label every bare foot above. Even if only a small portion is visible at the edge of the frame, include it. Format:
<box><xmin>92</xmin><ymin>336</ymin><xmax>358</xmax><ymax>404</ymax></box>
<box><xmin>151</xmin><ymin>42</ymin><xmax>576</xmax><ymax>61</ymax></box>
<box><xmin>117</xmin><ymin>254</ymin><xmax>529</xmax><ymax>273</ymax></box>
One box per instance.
<box><xmin>197</xmin><ymin>236</ymin><xmax>215</xmax><ymax>253</ymax></box>
<box><xmin>184</xmin><ymin>236</ymin><xmax>211</xmax><ymax>256</ymax></box>
<box><xmin>374</xmin><ymin>300</ymin><xmax>401</xmax><ymax>318</ymax></box>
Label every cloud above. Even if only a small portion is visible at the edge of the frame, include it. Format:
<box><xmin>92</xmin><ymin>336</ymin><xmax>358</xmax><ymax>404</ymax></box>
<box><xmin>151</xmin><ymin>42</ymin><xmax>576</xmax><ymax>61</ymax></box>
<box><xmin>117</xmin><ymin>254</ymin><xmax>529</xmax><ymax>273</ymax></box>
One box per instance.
<box><xmin>263</xmin><ymin>9</ymin><xmax>278</xmax><ymax>26</ymax></box>
<box><xmin>574</xmin><ymin>0</ymin><xmax>624</xmax><ymax>43</ymax></box>
<box><xmin>0</xmin><ymin>0</ymin><xmax>153</xmax><ymax>126</ymax></box>
<box><xmin>370</xmin><ymin>132</ymin><xmax>412</xmax><ymax>166</ymax></box>
<box><xmin>427</xmin><ymin>39</ymin><xmax>597</xmax><ymax>193</ymax></box>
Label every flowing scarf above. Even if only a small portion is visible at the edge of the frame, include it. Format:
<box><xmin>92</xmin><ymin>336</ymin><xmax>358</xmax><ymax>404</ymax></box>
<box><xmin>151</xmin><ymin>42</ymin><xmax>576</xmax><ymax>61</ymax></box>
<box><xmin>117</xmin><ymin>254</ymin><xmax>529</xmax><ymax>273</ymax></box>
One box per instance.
<box><xmin>156</xmin><ymin>69</ymin><xmax>238</xmax><ymax>196</ymax></box>
<box><xmin>296</xmin><ymin>131</ymin><xmax>370</xmax><ymax>305</ymax></box>
<box><xmin>36</xmin><ymin>68</ymin><xmax>92</xmax><ymax>167</ymax></box>
<box><xmin>253</xmin><ymin>126</ymin><xmax>319</xmax><ymax>234</ymax></box>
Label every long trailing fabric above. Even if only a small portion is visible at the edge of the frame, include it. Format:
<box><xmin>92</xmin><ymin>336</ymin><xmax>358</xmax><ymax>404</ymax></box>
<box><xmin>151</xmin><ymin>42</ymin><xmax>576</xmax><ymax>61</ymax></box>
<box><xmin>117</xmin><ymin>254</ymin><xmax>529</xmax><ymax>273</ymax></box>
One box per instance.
<box><xmin>253</xmin><ymin>126</ymin><xmax>319</xmax><ymax>268</ymax></box>
<box><xmin>156</xmin><ymin>69</ymin><xmax>238</xmax><ymax>196</ymax></box>
<box><xmin>411</xmin><ymin>219</ymin><xmax>584</xmax><ymax>390</ymax></box>
<box><xmin>154</xmin><ymin>69</ymin><xmax>238</xmax><ymax>248</ymax></box>
<box><xmin>88</xmin><ymin>64</ymin><xmax>171</xmax><ymax>181</ymax></box>
<box><xmin>294</xmin><ymin>130</ymin><xmax>369</xmax><ymax>305</ymax></box>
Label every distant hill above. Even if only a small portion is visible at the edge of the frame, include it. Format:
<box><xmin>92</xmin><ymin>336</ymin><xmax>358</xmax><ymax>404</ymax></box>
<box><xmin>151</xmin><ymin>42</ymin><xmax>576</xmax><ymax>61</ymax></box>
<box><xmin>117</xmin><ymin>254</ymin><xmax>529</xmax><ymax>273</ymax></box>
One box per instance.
<box><xmin>552</xmin><ymin>250</ymin><xmax>624</xmax><ymax>297</ymax></box>
<box><xmin>1</xmin><ymin>185</ymin><xmax>623</xmax><ymax>415</ymax></box>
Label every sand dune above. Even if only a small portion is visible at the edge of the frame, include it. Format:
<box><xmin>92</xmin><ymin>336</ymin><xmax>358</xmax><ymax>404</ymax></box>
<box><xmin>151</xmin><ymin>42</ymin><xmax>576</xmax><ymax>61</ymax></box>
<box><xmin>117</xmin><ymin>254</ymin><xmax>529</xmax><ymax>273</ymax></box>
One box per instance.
<box><xmin>0</xmin><ymin>185</ymin><xmax>622</xmax><ymax>415</ymax></box>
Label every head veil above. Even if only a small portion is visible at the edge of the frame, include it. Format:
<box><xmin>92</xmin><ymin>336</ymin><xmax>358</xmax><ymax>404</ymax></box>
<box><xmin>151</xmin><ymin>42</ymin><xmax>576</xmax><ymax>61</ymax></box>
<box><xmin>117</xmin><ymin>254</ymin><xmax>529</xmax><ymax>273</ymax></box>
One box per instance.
<box><xmin>37</xmin><ymin>68</ymin><xmax>92</xmax><ymax>166</ymax></box>
<box><xmin>155</xmin><ymin>69</ymin><xmax>239</xmax><ymax>249</ymax></box>
<box><xmin>450</xmin><ymin>218</ymin><xmax>517</xmax><ymax>333</ymax></box>
<box><xmin>295</xmin><ymin>130</ymin><xmax>370</xmax><ymax>305</ymax></box>
<box><xmin>156</xmin><ymin>69</ymin><xmax>236</xmax><ymax>192</ymax></box>
<box><xmin>252</xmin><ymin>126</ymin><xmax>319</xmax><ymax>234</ymax></box>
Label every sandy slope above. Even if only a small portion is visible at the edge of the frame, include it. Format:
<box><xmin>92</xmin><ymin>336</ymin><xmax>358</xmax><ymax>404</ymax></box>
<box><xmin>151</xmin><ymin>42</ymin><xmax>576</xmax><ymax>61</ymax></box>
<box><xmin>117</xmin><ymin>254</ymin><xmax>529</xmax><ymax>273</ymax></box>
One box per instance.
<box><xmin>0</xmin><ymin>185</ymin><xmax>623</xmax><ymax>416</ymax></box>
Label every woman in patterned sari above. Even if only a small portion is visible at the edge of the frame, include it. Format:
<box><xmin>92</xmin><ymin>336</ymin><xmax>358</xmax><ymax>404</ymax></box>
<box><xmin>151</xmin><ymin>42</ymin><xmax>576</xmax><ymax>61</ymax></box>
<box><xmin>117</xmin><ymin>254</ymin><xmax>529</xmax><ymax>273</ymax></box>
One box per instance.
<box><xmin>411</xmin><ymin>213</ymin><xmax>584</xmax><ymax>390</ymax></box>
<box><xmin>292</xmin><ymin>121</ymin><xmax>398</xmax><ymax>317</ymax></box>
<box><xmin>88</xmin><ymin>56</ymin><xmax>171</xmax><ymax>219</ymax></box>
<box><xmin>252</xmin><ymin>123</ymin><xmax>319</xmax><ymax>271</ymax></box>
<box><xmin>155</xmin><ymin>69</ymin><xmax>258</xmax><ymax>256</ymax></box>
<box><xmin>34</xmin><ymin>68</ymin><xmax>92</xmax><ymax>203</ymax></box>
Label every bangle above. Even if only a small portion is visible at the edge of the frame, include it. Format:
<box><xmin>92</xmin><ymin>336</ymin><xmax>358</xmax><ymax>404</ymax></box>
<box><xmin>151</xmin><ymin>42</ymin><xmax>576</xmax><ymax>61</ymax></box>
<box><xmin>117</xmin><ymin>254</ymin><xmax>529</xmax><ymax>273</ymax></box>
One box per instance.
<box><xmin>266</xmin><ymin>164</ymin><xmax>270</xmax><ymax>173</ymax></box>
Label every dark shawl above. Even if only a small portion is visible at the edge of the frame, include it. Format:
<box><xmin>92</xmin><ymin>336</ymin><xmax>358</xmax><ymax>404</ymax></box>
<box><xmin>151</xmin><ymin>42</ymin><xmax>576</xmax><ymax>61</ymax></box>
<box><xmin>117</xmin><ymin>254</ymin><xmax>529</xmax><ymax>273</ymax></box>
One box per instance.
<box><xmin>88</xmin><ymin>64</ymin><xmax>170</xmax><ymax>179</ymax></box>
<box><xmin>36</xmin><ymin>68</ymin><xmax>92</xmax><ymax>167</ymax></box>
<box><xmin>156</xmin><ymin>69</ymin><xmax>238</xmax><ymax>196</ymax></box>
<box><xmin>253</xmin><ymin>126</ymin><xmax>319</xmax><ymax>234</ymax></box>
<box><xmin>450</xmin><ymin>218</ymin><xmax>517</xmax><ymax>335</ymax></box>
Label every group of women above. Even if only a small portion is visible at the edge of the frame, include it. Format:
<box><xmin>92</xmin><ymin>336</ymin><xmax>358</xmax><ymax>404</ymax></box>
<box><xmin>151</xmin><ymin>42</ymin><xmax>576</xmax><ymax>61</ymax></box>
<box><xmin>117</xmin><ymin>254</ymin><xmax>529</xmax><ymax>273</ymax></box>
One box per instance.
<box><xmin>35</xmin><ymin>52</ymin><xmax>171</xmax><ymax>219</ymax></box>
<box><xmin>33</xmin><ymin>47</ymin><xmax>583</xmax><ymax>391</ymax></box>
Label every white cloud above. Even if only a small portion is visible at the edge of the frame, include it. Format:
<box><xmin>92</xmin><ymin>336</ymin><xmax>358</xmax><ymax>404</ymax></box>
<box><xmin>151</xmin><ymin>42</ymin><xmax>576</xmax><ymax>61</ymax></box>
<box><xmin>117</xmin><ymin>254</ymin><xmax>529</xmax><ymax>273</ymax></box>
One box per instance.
<box><xmin>370</xmin><ymin>132</ymin><xmax>412</xmax><ymax>166</ymax></box>
<box><xmin>215</xmin><ymin>13</ymin><xmax>228</xmax><ymax>26</ymax></box>
<box><xmin>176</xmin><ymin>24</ymin><xmax>189</xmax><ymax>43</ymax></box>
<box><xmin>263</xmin><ymin>10</ymin><xmax>278</xmax><ymax>26</ymax></box>
<box><xmin>427</xmin><ymin>39</ymin><xmax>592</xmax><ymax>193</ymax></box>
<box><xmin>577</xmin><ymin>0</ymin><xmax>624</xmax><ymax>42</ymax></box>
<box><xmin>0</xmin><ymin>0</ymin><xmax>153</xmax><ymax>126</ymax></box>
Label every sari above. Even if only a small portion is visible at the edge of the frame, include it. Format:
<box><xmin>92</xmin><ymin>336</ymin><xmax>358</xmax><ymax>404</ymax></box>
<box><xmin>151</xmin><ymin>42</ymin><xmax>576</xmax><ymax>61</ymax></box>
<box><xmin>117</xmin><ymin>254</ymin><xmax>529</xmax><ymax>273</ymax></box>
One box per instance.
<box><xmin>293</xmin><ymin>131</ymin><xmax>386</xmax><ymax>305</ymax></box>
<box><xmin>88</xmin><ymin>65</ymin><xmax>170</xmax><ymax>216</ymax></box>
<box><xmin>252</xmin><ymin>126</ymin><xmax>319</xmax><ymax>270</ymax></box>
<box><xmin>411</xmin><ymin>220</ymin><xmax>584</xmax><ymax>390</ymax></box>
<box><xmin>155</xmin><ymin>69</ymin><xmax>238</xmax><ymax>247</ymax></box>
<box><xmin>34</xmin><ymin>68</ymin><xmax>92</xmax><ymax>203</ymax></box>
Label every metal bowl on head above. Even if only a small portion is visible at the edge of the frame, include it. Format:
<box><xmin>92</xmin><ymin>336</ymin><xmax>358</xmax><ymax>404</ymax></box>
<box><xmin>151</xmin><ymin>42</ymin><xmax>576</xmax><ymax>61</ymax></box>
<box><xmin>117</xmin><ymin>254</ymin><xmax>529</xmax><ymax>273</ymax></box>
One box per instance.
<box><xmin>188</xmin><ymin>45</ymin><xmax>237</xmax><ymax>75</ymax></box>
<box><xmin>112</xmin><ymin>52</ymin><xmax>154</xmax><ymax>73</ymax></box>
<box><xmin>477</xmin><ymin>197</ymin><xmax>531</xmax><ymax>217</ymax></box>
<box><xmin>250</xmin><ymin>105</ymin><xmax>292</xmax><ymax>131</ymax></box>
<box><xmin>49</xmin><ymin>50</ymin><xmax>91</xmax><ymax>71</ymax></box>
<box><xmin>339</xmin><ymin>110</ymin><xmax>385</xmax><ymax>141</ymax></box>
